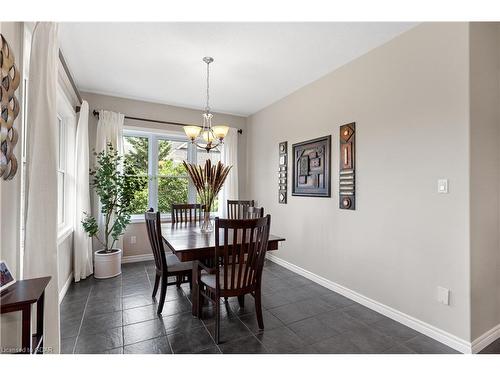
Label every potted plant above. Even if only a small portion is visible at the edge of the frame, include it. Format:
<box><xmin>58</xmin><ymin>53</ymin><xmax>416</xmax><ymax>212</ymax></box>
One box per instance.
<box><xmin>82</xmin><ymin>143</ymin><xmax>146</xmax><ymax>278</ymax></box>
<box><xmin>183</xmin><ymin>159</ymin><xmax>232</xmax><ymax>233</ymax></box>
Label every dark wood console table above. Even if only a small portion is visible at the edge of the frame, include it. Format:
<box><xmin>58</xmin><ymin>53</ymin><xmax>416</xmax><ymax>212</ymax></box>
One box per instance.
<box><xmin>0</xmin><ymin>276</ymin><xmax>51</xmax><ymax>354</ymax></box>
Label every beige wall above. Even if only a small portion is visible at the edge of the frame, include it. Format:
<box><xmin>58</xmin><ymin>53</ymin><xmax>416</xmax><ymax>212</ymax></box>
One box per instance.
<box><xmin>81</xmin><ymin>92</ymin><xmax>248</xmax><ymax>257</ymax></box>
<box><xmin>469</xmin><ymin>23</ymin><xmax>500</xmax><ymax>341</ymax></box>
<box><xmin>246</xmin><ymin>23</ymin><xmax>472</xmax><ymax>341</ymax></box>
<box><xmin>0</xmin><ymin>22</ymin><xmax>24</xmax><ymax>350</ymax></box>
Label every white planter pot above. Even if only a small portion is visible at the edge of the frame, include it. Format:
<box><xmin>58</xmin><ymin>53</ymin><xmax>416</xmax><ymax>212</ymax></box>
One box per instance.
<box><xmin>94</xmin><ymin>248</ymin><xmax>122</xmax><ymax>279</ymax></box>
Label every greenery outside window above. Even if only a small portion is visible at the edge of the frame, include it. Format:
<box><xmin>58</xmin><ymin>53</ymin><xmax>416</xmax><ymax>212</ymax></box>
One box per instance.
<box><xmin>124</xmin><ymin>129</ymin><xmax>221</xmax><ymax>220</ymax></box>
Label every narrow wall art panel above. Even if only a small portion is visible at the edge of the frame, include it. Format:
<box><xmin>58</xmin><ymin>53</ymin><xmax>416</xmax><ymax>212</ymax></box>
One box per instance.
<box><xmin>339</xmin><ymin>122</ymin><xmax>355</xmax><ymax>210</ymax></box>
<box><xmin>292</xmin><ymin>136</ymin><xmax>331</xmax><ymax>197</ymax></box>
<box><xmin>278</xmin><ymin>141</ymin><xmax>287</xmax><ymax>204</ymax></box>
<box><xmin>0</xmin><ymin>34</ymin><xmax>20</xmax><ymax>181</ymax></box>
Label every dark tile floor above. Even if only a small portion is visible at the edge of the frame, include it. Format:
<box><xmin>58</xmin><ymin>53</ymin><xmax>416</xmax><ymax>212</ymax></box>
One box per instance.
<box><xmin>479</xmin><ymin>338</ymin><xmax>500</xmax><ymax>354</ymax></box>
<box><xmin>60</xmin><ymin>260</ymin><xmax>459</xmax><ymax>354</ymax></box>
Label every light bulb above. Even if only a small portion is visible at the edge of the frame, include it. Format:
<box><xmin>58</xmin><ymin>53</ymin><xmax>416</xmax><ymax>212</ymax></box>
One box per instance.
<box><xmin>202</xmin><ymin>130</ymin><xmax>215</xmax><ymax>143</ymax></box>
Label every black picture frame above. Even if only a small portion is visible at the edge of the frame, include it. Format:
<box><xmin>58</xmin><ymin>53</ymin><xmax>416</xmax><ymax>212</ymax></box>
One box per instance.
<box><xmin>0</xmin><ymin>260</ymin><xmax>16</xmax><ymax>292</ymax></box>
<box><xmin>292</xmin><ymin>135</ymin><xmax>331</xmax><ymax>197</ymax></box>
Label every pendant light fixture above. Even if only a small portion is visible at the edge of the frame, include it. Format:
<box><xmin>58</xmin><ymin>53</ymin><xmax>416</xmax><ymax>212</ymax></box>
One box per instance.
<box><xmin>183</xmin><ymin>57</ymin><xmax>229</xmax><ymax>152</ymax></box>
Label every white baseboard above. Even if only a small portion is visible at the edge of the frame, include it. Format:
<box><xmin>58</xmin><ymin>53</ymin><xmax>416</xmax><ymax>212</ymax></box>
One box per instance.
<box><xmin>122</xmin><ymin>253</ymin><xmax>154</xmax><ymax>264</ymax></box>
<box><xmin>266</xmin><ymin>253</ymin><xmax>472</xmax><ymax>354</ymax></box>
<box><xmin>471</xmin><ymin>323</ymin><xmax>500</xmax><ymax>353</ymax></box>
<box><xmin>59</xmin><ymin>272</ymin><xmax>74</xmax><ymax>304</ymax></box>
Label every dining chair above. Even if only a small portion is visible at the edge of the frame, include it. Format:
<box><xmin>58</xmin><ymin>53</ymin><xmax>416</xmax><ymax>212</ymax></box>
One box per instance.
<box><xmin>171</xmin><ymin>203</ymin><xmax>204</xmax><ymax>223</ymax></box>
<box><xmin>227</xmin><ymin>199</ymin><xmax>255</xmax><ymax>219</ymax></box>
<box><xmin>145</xmin><ymin>208</ymin><xmax>193</xmax><ymax>315</ymax></box>
<box><xmin>195</xmin><ymin>215</ymin><xmax>271</xmax><ymax>343</ymax></box>
<box><xmin>243</xmin><ymin>206</ymin><xmax>264</xmax><ymax>219</ymax></box>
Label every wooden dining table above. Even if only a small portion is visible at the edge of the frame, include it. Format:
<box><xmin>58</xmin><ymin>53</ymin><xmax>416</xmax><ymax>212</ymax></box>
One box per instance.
<box><xmin>161</xmin><ymin>221</ymin><xmax>286</xmax><ymax>316</ymax></box>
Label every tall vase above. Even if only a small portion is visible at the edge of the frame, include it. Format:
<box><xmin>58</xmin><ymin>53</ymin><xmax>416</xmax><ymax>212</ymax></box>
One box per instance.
<box><xmin>200</xmin><ymin>205</ymin><xmax>213</xmax><ymax>233</ymax></box>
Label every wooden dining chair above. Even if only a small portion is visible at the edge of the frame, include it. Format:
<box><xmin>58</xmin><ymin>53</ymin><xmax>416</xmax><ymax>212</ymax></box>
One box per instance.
<box><xmin>243</xmin><ymin>206</ymin><xmax>264</xmax><ymax>219</ymax></box>
<box><xmin>145</xmin><ymin>208</ymin><xmax>193</xmax><ymax>315</ymax></box>
<box><xmin>195</xmin><ymin>215</ymin><xmax>271</xmax><ymax>343</ymax></box>
<box><xmin>227</xmin><ymin>199</ymin><xmax>255</xmax><ymax>219</ymax></box>
<box><xmin>171</xmin><ymin>203</ymin><xmax>204</xmax><ymax>223</ymax></box>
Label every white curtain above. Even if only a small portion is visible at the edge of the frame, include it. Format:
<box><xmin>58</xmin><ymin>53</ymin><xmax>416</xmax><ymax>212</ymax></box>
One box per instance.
<box><xmin>24</xmin><ymin>22</ymin><xmax>60</xmax><ymax>354</ymax></box>
<box><xmin>94</xmin><ymin>110</ymin><xmax>124</xmax><ymax>250</ymax></box>
<box><xmin>219</xmin><ymin>127</ymin><xmax>239</xmax><ymax>218</ymax></box>
<box><xmin>74</xmin><ymin>101</ymin><xmax>92</xmax><ymax>282</ymax></box>
<box><xmin>95</xmin><ymin>110</ymin><xmax>124</xmax><ymax>154</ymax></box>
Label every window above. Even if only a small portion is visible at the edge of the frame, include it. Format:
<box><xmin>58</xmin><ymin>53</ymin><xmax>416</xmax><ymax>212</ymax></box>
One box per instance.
<box><xmin>124</xmin><ymin>130</ymin><xmax>222</xmax><ymax>219</ymax></box>
<box><xmin>123</xmin><ymin>135</ymin><xmax>149</xmax><ymax>214</ymax></box>
<box><xmin>57</xmin><ymin>116</ymin><xmax>66</xmax><ymax>226</ymax></box>
<box><xmin>157</xmin><ymin>139</ymin><xmax>189</xmax><ymax>213</ymax></box>
<box><xmin>55</xmin><ymin>85</ymin><xmax>77</xmax><ymax>237</ymax></box>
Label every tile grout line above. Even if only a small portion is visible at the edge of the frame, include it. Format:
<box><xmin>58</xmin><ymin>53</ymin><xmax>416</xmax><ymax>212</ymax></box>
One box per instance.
<box><xmin>147</xmin><ymin>262</ymin><xmax>175</xmax><ymax>354</ymax></box>
<box><xmin>71</xmin><ymin>284</ymin><xmax>94</xmax><ymax>354</ymax></box>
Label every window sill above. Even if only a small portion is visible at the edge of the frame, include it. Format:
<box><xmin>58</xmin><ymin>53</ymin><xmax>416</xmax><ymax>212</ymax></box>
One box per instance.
<box><xmin>128</xmin><ymin>213</ymin><xmax>218</xmax><ymax>224</ymax></box>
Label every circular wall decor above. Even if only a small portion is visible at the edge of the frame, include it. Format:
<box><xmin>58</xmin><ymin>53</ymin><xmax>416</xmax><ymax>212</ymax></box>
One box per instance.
<box><xmin>0</xmin><ymin>34</ymin><xmax>20</xmax><ymax>181</ymax></box>
<box><xmin>342</xmin><ymin>197</ymin><xmax>352</xmax><ymax>209</ymax></box>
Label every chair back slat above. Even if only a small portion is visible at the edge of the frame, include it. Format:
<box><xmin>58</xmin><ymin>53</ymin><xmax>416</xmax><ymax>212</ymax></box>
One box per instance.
<box><xmin>227</xmin><ymin>200</ymin><xmax>255</xmax><ymax>219</ymax></box>
<box><xmin>214</xmin><ymin>215</ymin><xmax>271</xmax><ymax>292</ymax></box>
<box><xmin>145</xmin><ymin>208</ymin><xmax>167</xmax><ymax>273</ymax></box>
<box><xmin>243</xmin><ymin>206</ymin><xmax>264</xmax><ymax>219</ymax></box>
<box><xmin>171</xmin><ymin>203</ymin><xmax>204</xmax><ymax>223</ymax></box>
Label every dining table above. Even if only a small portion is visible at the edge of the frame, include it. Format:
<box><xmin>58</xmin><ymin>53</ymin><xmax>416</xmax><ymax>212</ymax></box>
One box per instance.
<box><xmin>161</xmin><ymin>221</ymin><xmax>286</xmax><ymax>316</ymax></box>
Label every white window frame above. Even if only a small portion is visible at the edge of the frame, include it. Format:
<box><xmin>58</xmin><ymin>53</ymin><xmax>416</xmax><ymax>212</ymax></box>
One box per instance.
<box><xmin>124</xmin><ymin>126</ymin><xmax>221</xmax><ymax>223</ymax></box>
<box><xmin>57</xmin><ymin>115</ymin><xmax>66</xmax><ymax>228</ymax></box>
<box><xmin>56</xmin><ymin>85</ymin><xmax>77</xmax><ymax>241</ymax></box>
<box><xmin>19</xmin><ymin>22</ymin><xmax>35</xmax><ymax>279</ymax></box>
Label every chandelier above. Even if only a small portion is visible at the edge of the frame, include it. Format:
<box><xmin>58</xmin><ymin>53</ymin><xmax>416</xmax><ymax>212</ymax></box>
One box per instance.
<box><xmin>183</xmin><ymin>57</ymin><xmax>229</xmax><ymax>152</ymax></box>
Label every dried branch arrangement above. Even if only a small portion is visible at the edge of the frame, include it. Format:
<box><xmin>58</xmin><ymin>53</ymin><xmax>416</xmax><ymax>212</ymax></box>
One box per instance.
<box><xmin>183</xmin><ymin>159</ymin><xmax>232</xmax><ymax>212</ymax></box>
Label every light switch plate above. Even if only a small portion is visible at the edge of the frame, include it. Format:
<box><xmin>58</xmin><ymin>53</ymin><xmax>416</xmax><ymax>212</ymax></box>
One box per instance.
<box><xmin>437</xmin><ymin>286</ymin><xmax>450</xmax><ymax>305</ymax></box>
<box><xmin>437</xmin><ymin>179</ymin><xmax>448</xmax><ymax>194</ymax></box>
<box><xmin>130</xmin><ymin>236</ymin><xmax>137</xmax><ymax>244</ymax></box>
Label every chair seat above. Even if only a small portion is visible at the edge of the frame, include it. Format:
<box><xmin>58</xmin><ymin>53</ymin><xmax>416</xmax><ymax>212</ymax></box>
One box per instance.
<box><xmin>166</xmin><ymin>253</ymin><xmax>192</xmax><ymax>273</ymax></box>
<box><xmin>200</xmin><ymin>268</ymin><xmax>246</xmax><ymax>289</ymax></box>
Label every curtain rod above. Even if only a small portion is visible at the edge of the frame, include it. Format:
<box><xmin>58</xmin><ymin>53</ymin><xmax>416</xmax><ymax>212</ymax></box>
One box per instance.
<box><xmin>58</xmin><ymin>50</ymin><xmax>83</xmax><ymax>105</ymax></box>
<box><xmin>91</xmin><ymin>109</ymin><xmax>243</xmax><ymax>134</ymax></box>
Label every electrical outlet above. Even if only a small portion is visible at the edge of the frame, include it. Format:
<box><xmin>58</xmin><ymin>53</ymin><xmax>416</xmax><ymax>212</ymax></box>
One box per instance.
<box><xmin>130</xmin><ymin>236</ymin><xmax>137</xmax><ymax>244</ymax></box>
<box><xmin>437</xmin><ymin>286</ymin><xmax>450</xmax><ymax>305</ymax></box>
<box><xmin>437</xmin><ymin>179</ymin><xmax>448</xmax><ymax>194</ymax></box>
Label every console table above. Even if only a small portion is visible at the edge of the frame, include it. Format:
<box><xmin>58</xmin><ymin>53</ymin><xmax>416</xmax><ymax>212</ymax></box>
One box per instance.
<box><xmin>0</xmin><ymin>276</ymin><xmax>51</xmax><ymax>354</ymax></box>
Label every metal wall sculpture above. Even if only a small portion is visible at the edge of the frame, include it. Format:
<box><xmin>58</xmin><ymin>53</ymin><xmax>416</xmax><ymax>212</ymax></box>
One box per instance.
<box><xmin>339</xmin><ymin>122</ymin><xmax>355</xmax><ymax>210</ymax></box>
<box><xmin>292</xmin><ymin>135</ymin><xmax>331</xmax><ymax>197</ymax></box>
<box><xmin>0</xmin><ymin>34</ymin><xmax>20</xmax><ymax>180</ymax></box>
<box><xmin>278</xmin><ymin>141</ymin><xmax>287</xmax><ymax>204</ymax></box>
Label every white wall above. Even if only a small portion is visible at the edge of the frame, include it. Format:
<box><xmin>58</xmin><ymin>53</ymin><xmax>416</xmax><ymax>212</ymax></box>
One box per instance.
<box><xmin>246</xmin><ymin>23</ymin><xmax>472</xmax><ymax>341</ymax></box>
<box><xmin>469</xmin><ymin>22</ymin><xmax>500</xmax><ymax>341</ymax></box>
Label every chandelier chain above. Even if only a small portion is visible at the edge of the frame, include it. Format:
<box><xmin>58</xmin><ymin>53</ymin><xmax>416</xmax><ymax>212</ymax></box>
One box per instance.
<box><xmin>183</xmin><ymin>56</ymin><xmax>228</xmax><ymax>153</ymax></box>
<box><xmin>206</xmin><ymin>60</ymin><xmax>210</xmax><ymax>112</ymax></box>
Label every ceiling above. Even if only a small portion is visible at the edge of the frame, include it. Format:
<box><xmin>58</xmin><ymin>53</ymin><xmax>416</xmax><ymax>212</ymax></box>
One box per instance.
<box><xmin>59</xmin><ymin>22</ymin><xmax>417</xmax><ymax>116</ymax></box>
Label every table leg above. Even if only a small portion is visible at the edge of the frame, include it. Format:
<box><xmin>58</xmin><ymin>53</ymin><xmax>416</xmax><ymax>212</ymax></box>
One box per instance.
<box><xmin>191</xmin><ymin>260</ymin><xmax>199</xmax><ymax>317</ymax></box>
<box><xmin>36</xmin><ymin>292</ymin><xmax>45</xmax><ymax>354</ymax></box>
<box><xmin>21</xmin><ymin>306</ymin><xmax>31</xmax><ymax>354</ymax></box>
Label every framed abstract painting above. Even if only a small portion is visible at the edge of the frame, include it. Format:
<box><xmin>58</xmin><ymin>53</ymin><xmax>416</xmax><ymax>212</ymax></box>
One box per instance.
<box><xmin>292</xmin><ymin>135</ymin><xmax>331</xmax><ymax>197</ymax></box>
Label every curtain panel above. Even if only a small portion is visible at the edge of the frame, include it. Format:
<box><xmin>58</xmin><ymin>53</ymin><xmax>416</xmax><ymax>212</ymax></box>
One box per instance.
<box><xmin>219</xmin><ymin>127</ymin><xmax>239</xmax><ymax>218</ymax></box>
<box><xmin>23</xmin><ymin>22</ymin><xmax>60</xmax><ymax>354</ymax></box>
<box><xmin>74</xmin><ymin>100</ymin><xmax>93</xmax><ymax>282</ymax></box>
<box><xmin>93</xmin><ymin>110</ymin><xmax>124</xmax><ymax>251</ymax></box>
